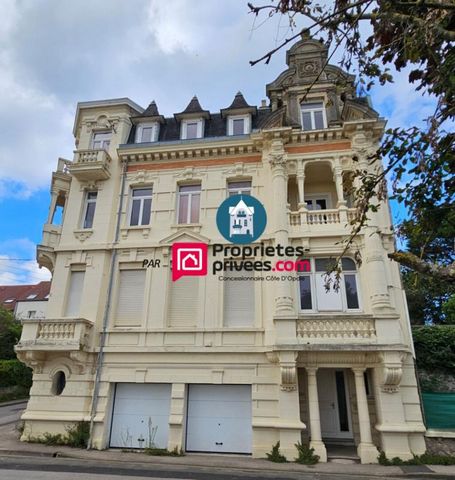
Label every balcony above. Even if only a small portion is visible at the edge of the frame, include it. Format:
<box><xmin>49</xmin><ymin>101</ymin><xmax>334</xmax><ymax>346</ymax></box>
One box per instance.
<box><xmin>68</xmin><ymin>149</ymin><xmax>111</xmax><ymax>181</ymax></box>
<box><xmin>297</xmin><ymin>315</ymin><xmax>376</xmax><ymax>344</ymax></box>
<box><xmin>37</xmin><ymin>224</ymin><xmax>62</xmax><ymax>272</ymax></box>
<box><xmin>15</xmin><ymin>318</ymin><xmax>93</xmax><ymax>352</ymax></box>
<box><xmin>288</xmin><ymin>207</ymin><xmax>357</xmax><ymax>236</ymax></box>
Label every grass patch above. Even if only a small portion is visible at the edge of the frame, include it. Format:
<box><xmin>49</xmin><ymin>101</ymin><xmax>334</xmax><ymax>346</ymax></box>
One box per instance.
<box><xmin>26</xmin><ymin>421</ymin><xmax>90</xmax><ymax>448</ymax></box>
<box><xmin>144</xmin><ymin>446</ymin><xmax>184</xmax><ymax>456</ymax></box>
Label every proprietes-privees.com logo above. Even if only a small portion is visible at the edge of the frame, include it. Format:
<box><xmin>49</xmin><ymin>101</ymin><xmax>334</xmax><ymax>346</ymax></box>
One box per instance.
<box><xmin>171</xmin><ymin>194</ymin><xmax>310</xmax><ymax>281</ymax></box>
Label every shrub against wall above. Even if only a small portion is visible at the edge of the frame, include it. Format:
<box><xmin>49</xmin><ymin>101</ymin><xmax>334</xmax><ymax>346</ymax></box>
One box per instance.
<box><xmin>413</xmin><ymin>326</ymin><xmax>455</xmax><ymax>374</ymax></box>
<box><xmin>0</xmin><ymin>359</ymin><xmax>32</xmax><ymax>388</ymax></box>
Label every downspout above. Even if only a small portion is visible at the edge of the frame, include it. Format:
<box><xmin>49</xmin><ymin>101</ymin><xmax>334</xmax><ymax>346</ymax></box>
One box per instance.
<box><xmin>87</xmin><ymin>157</ymin><xmax>128</xmax><ymax>449</ymax></box>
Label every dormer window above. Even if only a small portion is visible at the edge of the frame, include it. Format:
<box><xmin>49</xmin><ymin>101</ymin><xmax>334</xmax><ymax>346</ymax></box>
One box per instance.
<box><xmin>135</xmin><ymin>123</ymin><xmax>159</xmax><ymax>143</ymax></box>
<box><xmin>301</xmin><ymin>101</ymin><xmax>327</xmax><ymax>130</ymax></box>
<box><xmin>227</xmin><ymin>115</ymin><xmax>250</xmax><ymax>136</ymax></box>
<box><xmin>92</xmin><ymin>131</ymin><xmax>111</xmax><ymax>150</ymax></box>
<box><xmin>181</xmin><ymin>119</ymin><xmax>203</xmax><ymax>140</ymax></box>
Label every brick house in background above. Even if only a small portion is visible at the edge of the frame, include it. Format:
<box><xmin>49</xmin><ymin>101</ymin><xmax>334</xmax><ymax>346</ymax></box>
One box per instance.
<box><xmin>16</xmin><ymin>36</ymin><xmax>425</xmax><ymax>463</ymax></box>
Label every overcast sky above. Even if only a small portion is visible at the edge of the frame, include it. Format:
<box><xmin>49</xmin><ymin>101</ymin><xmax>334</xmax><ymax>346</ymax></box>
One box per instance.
<box><xmin>0</xmin><ymin>0</ymin><xmax>436</xmax><ymax>284</ymax></box>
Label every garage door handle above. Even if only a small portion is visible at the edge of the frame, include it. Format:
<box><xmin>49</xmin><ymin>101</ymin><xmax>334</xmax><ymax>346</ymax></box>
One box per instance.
<box><xmin>215</xmin><ymin>442</ymin><xmax>223</xmax><ymax>446</ymax></box>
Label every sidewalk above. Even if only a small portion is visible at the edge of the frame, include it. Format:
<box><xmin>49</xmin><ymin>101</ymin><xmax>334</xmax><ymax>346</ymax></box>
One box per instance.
<box><xmin>0</xmin><ymin>422</ymin><xmax>454</xmax><ymax>478</ymax></box>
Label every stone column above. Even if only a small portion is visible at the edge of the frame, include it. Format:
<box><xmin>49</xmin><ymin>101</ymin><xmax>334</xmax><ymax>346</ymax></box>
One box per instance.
<box><xmin>333</xmin><ymin>166</ymin><xmax>346</xmax><ymax>208</ymax></box>
<box><xmin>47</xmin><ymin>191</ymin><xmax>58</xmax><ymax>224</ymax></box>
<box><xmin>306</xmin><ymin>367</ymin><xmax>327</xmax><ymax>462</ymax></box>
<box><xmin>268</xmin><ymin>137</ymin><xmax>297</xmax><ymax>344</ymax></box>
<box><xmin>352</xmin><ymin>368</ymin><xmax>379</xmax><ymax>463</ymax></box>
<box><xmin>364</xmin><ymin>229</ymin><xmax>391</xmax><ymax>312</ymax></box>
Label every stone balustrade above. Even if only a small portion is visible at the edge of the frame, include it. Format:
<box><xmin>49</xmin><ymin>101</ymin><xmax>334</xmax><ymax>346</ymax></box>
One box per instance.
<box><xmin>68</xmin><ymin>149</ymin><xmax>111</xmax><ymax>180</ymax></box>
<box><xmin>297</xmin><ymin>316</ymin><xmax>376</xmax><ymax>342</ymax></box>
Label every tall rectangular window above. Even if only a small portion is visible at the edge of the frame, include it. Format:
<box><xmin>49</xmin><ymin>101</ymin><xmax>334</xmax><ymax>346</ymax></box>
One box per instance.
<box><xmin>299</xmin><ymin>258</ymin><xmax>360</xmax><ymax>311</ymax></box>
<box><xmin>186</xmin><ymin>122</ymin><xmax>198</xmax><ymax>139</ymax></box>
<box><xmin>301</xmin><ymin>102</ymin><xmax>326</xmax><ymax>131</ymax></box>
<box><xmin>65</xmin><ymin>271</ymin><xmax>85</xmax><ymax>317</ymax></box>
<box><xmin>115</xmin><ymin>270</ymin><xmax>146</xmax><ymax>325</ymax></box>
<box><xmin>233</xmin><ymin>118</ymin><xmax>245</xmax><ymax>135</ymax></box>
<box><xmin>135</xmin><ymin>123</ymin><xmax>158</xmax><ymax>143</ymax></box>
<box><xmin>92</xmin><ymin>131</ymin><xmax>111</xmax><ymax>150</ymax></box>
<box><xmin>82</xmin><ymin>191</ymin><xmax>97</xmax><ymax>229</ymax></box>
<box><xmin>177</xmin><ymin>184</ymin><xmax>201</xmax><ymax>224</ymax></box>
<box><xmin>223</xmin><ymin>271</ymin><xmax>255</xmax><ymax>327</ymax></box>
<box><xmin>227</xmin><ymin>180</ymin><xmax>251</xmax><ymax>196</ymax></box>
<box><xmin>130</xmin><ymin>188</ymin><xmax>152</xmax><ymax>226</ymax></box>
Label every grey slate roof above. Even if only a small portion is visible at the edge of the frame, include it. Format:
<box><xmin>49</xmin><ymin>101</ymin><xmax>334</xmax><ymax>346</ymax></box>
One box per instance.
<box><xmin>142</xmin><ymin>101</ymin><xmax>160</xmax><ymax>117</ymax></box>
<box><xmin>126</xmin><ymin>106</ymin><xmax>273</xmax><ymax>144</ymax></box>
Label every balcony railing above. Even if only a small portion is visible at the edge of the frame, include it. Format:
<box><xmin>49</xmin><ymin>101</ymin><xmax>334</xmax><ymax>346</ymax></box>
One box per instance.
<box><xmin>15</xmin><ymin>318</ymin><xmax>93</xmax><ymax>352</ymax></box>
<box><xmin>297</xmin><ymin>316</ymin><xmax>376</xmax><ymax>343</ymax></box>
<box><xmin>288</xmin><ymin>207</ymin><xmax>357</xmax><ymax>233</ymax></box>
<box><xmin>68</xmin><ymin>149</ymin><xmax>111</xmax><ymax>181</ymax></box>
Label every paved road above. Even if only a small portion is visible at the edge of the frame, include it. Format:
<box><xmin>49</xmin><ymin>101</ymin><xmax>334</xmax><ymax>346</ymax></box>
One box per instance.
<box><xmin>0</xmin><ymin>402</ymin><xmax>26</xmax><ymax>426</ymax></box>
<box><xmin>0</xmin><ymin>455</ymin><xmax>453</xmax><ymax>480</ymax></box>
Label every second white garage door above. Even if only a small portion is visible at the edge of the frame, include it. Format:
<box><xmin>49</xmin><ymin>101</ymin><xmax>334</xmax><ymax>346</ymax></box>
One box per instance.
<box><xmin>186</xmin><ymin>385</ymin><xmax>252</xmax><ymax>454</ymax></box>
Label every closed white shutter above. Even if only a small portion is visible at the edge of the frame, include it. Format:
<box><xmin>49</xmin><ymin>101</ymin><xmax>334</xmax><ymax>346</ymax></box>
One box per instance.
<box><xmin>65</xmin><ymin>271</ymin><xmax>84</xmax><ymax>317</ymax></box>
<box><xmin>223</xmin><ymin>271</ymin><xmax>255</xmax><ymax>327</ymax></box>
<box><xmin>168</xmin><ymin>276</ymin><xmax>198</xmax><ymax>327</ymax></box>
<box><xmin>116</xmin><ymin>270</ymin><xmax>146</xmax><ymax>325</ymax></box>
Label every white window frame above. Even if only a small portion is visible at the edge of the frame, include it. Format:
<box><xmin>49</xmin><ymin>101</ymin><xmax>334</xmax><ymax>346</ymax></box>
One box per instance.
<box><xmin>300</xmin><ymin>101</ymin><xmax>327</xmax><ymax>131</ymax></box>
<box><xmin>135</xmin><ymin>122</ymin><xmax>159</xmax><ymax>143</ymax></box>
<box><xmin>227</xmin><ymin>180</ymin><xmax>252</xmax><ymax>196</ymax></box>
<box><xmin>177</xmin><ymin>184</ymin><xmax>201</xmax><ymax>224</ymax></box>
<box><xmin>91</xmin><ymin>131</ymin><xmax>112</xmax><ymax>150</ymax></box>
<box><xmin>304</xmin><ymin>194</ymin><xmax>331</xmax><ymax>210</ymax></box>
<box><xmin>227</xmin><ymin>115</ymin><xmax>251</xmax><ymax>136</ymax></box>
<box><xmin>298</xmin><ymin>258</ymin><xmax>362</xmax><ymax>313</ymax></box>
<box><xmin>129</xmin><ymin>187</ymin><xmax>153</xmax><ymax>226</ymax></box>
<box><xmin>81</xmin><ymin>191</ymin><xmax>97</xmax><ymax>229</ymax></box>
<box><xmin>181</xmin><ymin>119</ymin><xmax>204</xmax><ymax>140</ymax></box>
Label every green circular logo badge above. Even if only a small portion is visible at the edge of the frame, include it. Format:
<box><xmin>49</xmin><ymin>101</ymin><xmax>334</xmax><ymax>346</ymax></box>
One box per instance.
<box><xmin>216</xmin><ymin>194</ymin><xmax>267</xmax><ymax>244</ymax></box>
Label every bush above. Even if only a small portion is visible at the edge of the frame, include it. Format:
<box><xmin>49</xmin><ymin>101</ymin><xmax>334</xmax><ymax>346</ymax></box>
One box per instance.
<box><xmin>0</xmin><ymin>359</ymin><xmax>32</xmax><ymax>388</ymax></box>
<box><xmin>294</xmin><ymin>443</ymin><xmax>319</xmax><ymax>464</ymax></box>
<box><xmin>0</xmin><ymin>307</ymin><xmax>21</xmax><ymax>360</ymax></box>
<box><xmin>379</xmin><ymin>451</ymin><xmax>455</xmax><ymax>465</ymax></box>
<box><xmin>266</xmin><ymin>441</ymin><xmax>287</xmax><ymax>463</ymax></box>
<box><xmin>413</xmin><ymin>326</ymin><xmax>455</xmax><ymax>373</ymax></box>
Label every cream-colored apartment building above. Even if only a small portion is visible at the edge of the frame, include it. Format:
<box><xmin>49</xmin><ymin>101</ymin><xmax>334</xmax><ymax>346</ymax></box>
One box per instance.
<box><xmin>16</xmin><ymin>37</ymin><xmax>425</xmax><ymax>463</ymax></box>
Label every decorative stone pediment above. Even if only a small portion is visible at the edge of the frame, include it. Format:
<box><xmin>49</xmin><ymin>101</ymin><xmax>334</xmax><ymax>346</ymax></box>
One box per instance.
<box><xmin>159</xmin><ymin>229</ymin><xmax>210</xmax><ymax>246</ymax></box>
<box><xmin>266</xmin><ymin>36</ymin><xmax>355</xmax><ymax>96</ymax></box>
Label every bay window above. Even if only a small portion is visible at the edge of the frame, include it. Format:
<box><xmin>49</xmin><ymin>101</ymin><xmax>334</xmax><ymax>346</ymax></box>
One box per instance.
<box><xmin>299</xmin><ymin>257</ymin><xmax>360</xmax><ymax>312</ymax></box>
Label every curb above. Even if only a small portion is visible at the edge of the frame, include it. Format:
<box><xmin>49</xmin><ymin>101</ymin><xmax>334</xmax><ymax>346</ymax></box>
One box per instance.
<box><xmin>0</xmin><ymin>399</ymin><xmax>28</xmax><ymax>408</ymax></box>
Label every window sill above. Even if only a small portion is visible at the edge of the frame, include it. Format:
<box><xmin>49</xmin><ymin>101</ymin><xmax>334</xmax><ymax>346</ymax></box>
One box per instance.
<box><xmin>170</xmin><ymin>223</ymin><xmax>202</xmax><ymax>232</ymax></box>
<box><xmin>120</xmin><ymin>225</ymin><xmax>151</xmax><ymax>239</ymax></box>
<box><xmin>73</xmin><ymin>229</ymin><xmax>93</xmax><ymax>243</ymax></box>
<box><xmin>299</xmin><ymin>311</ymin><xmax>368</xmax><ymax>317</ymax></box>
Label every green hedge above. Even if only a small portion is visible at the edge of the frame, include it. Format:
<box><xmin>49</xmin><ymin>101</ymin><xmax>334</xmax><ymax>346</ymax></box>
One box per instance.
<box><xmin>412</xmin><ymin>326</ymin><xmax>455</xmax><ymax>373</ymax></box>
<box><xmin>0</xmin><ymin>359</ymin><xmax>32</xmax><ymax>388</ymax></box>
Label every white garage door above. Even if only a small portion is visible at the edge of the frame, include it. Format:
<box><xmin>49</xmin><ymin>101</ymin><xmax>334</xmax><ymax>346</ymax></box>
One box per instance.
<box><xmin>186</xmin><ymin>385</ymin><xmax>252</xmax><ymax>454</ymax></box>
<box><xmin>110</xmin><ymin>383</ymin><xmax>171</xmax><ymax>449</ymax></box>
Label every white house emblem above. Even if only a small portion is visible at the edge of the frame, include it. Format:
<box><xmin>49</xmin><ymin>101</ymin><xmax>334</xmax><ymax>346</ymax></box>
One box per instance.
<box><xmin>229</xmin><ymin>199</ymin><xmax>254</xmax><ymax>237</ymax></box>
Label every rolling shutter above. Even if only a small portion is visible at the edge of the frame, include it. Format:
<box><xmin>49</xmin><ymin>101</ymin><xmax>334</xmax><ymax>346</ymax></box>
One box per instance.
<box><xmin>168</xmin><ymin>276</ymin><xmax>198</xmax><ymax>327</ymax></box>
<box><xmin>115</xmin><ymin>270</ymin><xmax>146</xmax><ymax>325</ymax></box>
<box><xmin>65</xmin><ymin>271</ymin><xmax>85</xmax><ymax>317</ymax></box>
<box><xmin>223</xmin><ymin>271</ymin><xmax>255</xmax><ymax>327</ymax></box>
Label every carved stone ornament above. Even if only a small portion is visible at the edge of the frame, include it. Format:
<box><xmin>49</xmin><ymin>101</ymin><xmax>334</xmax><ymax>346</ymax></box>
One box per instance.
<box><xmin>298</xmin><ymin>60</ymin><xmax>320</xmax><ymax>77</ymax></box>
<box><xmin>380</xmin><ymin>352</ymin><xmax>405</xmax><ymax>393</ymax></box>
<box><xmin>74</xmin><ymin>229</ymin><xmax>93</xmax><ymax>243</ymax></box>
<box><xmin>16</xmin><ymin>351</ymin><xmax>45</xmax><ymax>374</ymax></box>
<box><xmin>281</xmin><ymin>365</ymin><xmax>297</xmax><ymax>391</ymax></box>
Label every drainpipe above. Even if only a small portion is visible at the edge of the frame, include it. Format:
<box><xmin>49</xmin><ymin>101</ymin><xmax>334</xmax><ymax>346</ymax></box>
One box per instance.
<box><xmin>87</xmin><ymin>158</ymin><xmax>128</xmax><ymax>449</ymax></box>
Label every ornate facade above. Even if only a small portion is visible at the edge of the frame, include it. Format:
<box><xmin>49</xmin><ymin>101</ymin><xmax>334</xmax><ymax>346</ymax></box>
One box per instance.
<box><xmin>16</xmin><ymin>37</ymin><xmax>425</xmax><ymax>463</ymax></box>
